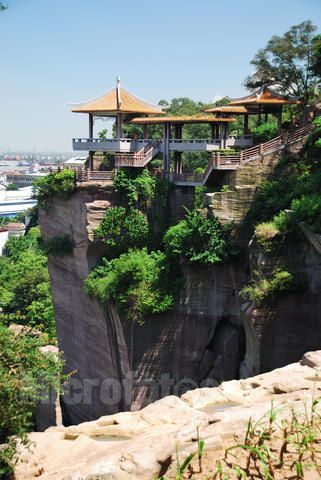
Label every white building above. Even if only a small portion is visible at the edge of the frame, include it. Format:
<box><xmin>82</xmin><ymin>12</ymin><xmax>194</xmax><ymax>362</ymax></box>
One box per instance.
<box><xmin>0</xmin><ymin>185</ymin><xmax>37</xmax><ymax>218</ymax></box>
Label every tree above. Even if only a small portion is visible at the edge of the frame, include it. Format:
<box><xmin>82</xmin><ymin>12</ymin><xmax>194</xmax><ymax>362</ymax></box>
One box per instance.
<box><xmin>0</xmin><ymin>3</ymin><xmax>7</xmax><ymax>11</ymax></box>
<box><xmin>311</xmin><ymin>35</ymin><xmax>321</xmax><ymax>79</ymax></box>
<box><xmin>0</xmin><ymin>322</ymin><xmax>64</xmax><ymax>478</ymax></box>
<box><xmin>245</xmin><ymin>21</ymin><xmax>319</xmax><ymax>105</ymax></box>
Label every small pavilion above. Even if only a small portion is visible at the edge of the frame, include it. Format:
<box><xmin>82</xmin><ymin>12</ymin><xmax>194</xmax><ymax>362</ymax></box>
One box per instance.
<box><xmin>206</xmin><ymin>86</ymin><xmax>300</xmax><ymax>135</ymax></box>
<box><xmin>71</xmin><ymin>77</ymin><xmax>164</xmax><ymax>168</ymax></box>
<box><xmin>130</xmin><ymin>114</ymin><xmax>235</xmax><ymax>173</ymax></box>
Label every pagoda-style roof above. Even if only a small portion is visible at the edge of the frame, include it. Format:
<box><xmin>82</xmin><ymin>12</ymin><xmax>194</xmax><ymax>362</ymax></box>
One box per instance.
<box><xmin>229</xmin><ymin>86</ymin><xmax>300</xmax><ymax>106</ymax></box>
<box><xmin>205</xmin><ymin>106</ymin><xmax>249</xmax><ymax>114</ymax></box>
<box><xmin>72</xmin><ymin>80</ymin><xmax>164</xmax><ymax>116</ymax></box>
<box><xmin>130</xmin><ymin>115</ymin><xmax>235</xmax><ymax>125</ymax></box>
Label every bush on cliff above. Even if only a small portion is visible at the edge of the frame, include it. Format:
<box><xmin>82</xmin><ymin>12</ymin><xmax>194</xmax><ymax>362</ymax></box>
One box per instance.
<box><xmin>0</xmin><ymin>227</ymin><xmax>55</xmax><ymax>339</ymax></box>
<box><xmin>240</xmin><ymin>268</ymin><xmax>293</xmax><ymax>305</ymax></box>
<box><xmin>0</xmin><ymin>322</ymin><xmax>65</xmax><ymax>478</ymax></box>
<box><xmin>95</xmin><ymin>206</ymin><xmax>150</xmax><ymax>257</ymax></box>
<box><xmin>113</xmin><ymin>169</ymin><xmax>156</xmax><ymax>207</ymax></box>
<box><xmin>163</xmin><ymin>208</ymin><xmax>236</xmax><ymax>265</ymax></box>
<box><xmin>33</xmin><ymin>169</ymin><xmax>76</xmax><ymax>208</ymax></box>
<box><xmin>84</xmin><ymin>248</ymin><xmax>180</xmax><ymax>324</ymax></box>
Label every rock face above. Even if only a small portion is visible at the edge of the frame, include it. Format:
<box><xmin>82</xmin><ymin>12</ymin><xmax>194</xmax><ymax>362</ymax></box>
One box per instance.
<box><xmin>241</xmin><ymin>233</ymin><xmax>321</xmax><ymax>376</ymax></box>
<box><xmin>39</xmin><ymin>183</ymin><xmax>247</xmax><ymax>424</ymax></box>
<box><xmin>15</xmin><ymin>351</ymin><xmax>321</xmax><ymax>480</ymax></box>
<box><xmin>39</xmin><ymin>144</ymin><xmax>321</xmax><ymax>425</ymax></box>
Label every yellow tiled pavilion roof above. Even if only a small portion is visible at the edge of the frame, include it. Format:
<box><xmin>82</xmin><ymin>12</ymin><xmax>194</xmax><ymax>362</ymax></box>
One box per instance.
<box><xmin>71</xmin><ymin>86</ymin><xmax>164</xmax><ymax>115</ymax></box>
<box><xmin>130</xmin><ymin>115</ymin><xmax>236</xmax><ymax>125</ymax></box>
<box><xmin>205</xmin><ymin>106</ymin><xmax>249</xmax><ymax>114</ymax></box>
<box><xmin>229</xmin><ymin>86</ymin><xmax>300</xmax><ymax>106</ymax></box>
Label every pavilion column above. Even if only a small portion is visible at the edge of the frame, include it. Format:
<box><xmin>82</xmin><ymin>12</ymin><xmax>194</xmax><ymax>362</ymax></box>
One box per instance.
<box><xmin>143</xmin><ymin>125</ymin><xmax>149</xmax><ymax>140</ymax></box>
<box><xmin>163</xmin><ymin>122</ymin><xmax>170</xmax><ymax>179</ymax></box>
<box><xmin>243</xmin><ymin>114</ymin><xmax>249</xmax><ymax>136</ymax></box>
<box><xmin>264</xmin><ymin>113</ymin><xmax>268</xmax><ymax>123</ymax></box>
<box><xmin>224</xmin><ymin>124</ymin><xmax>227</xmax><ymax>148</ymax></box>
<box><xmin>215</xmin><ymin>124</ymin><xmax>220</xmax><ymax>139</ymax></box>
<box><xmin>277</xmin><ymin>107</ymin><xmax>283</xmax><ymax>131</ymax></box>
<box><xmin>257</xmin><ymin>105</ymin><xmax>262</xmax><ymax>125</ymax></box>
<box><xmin>211</xmin><ymin>124</ymin><xmax>215</xmax><ymax>140</ymax></box>
<box><xmin>116</xmin><ymin>113</ymin><xmax>123</xmax><ymax>138</ymax></box>
<box><xmin>219</xmin><ymin>124</ymin><xmax>224</xmax><ymax>148</ymax></box>
<box><xmin>174</xmin><ymin>124</ymin><xmax>182</xmax><ymax>174</ymax></box>
<box><xmin>88</xmin><ymin>113</ymin><xmax>94</xmax><ymax>171</ymax></box>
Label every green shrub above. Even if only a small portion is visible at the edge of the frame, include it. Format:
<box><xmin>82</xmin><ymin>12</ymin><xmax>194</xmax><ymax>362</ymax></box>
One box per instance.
<box><xmin>194</xmin><ymin>186</ymin><xmax>206</xmax><ymax>208</ymax></box>
<box><xmin>41</xmin><ymin>235</ymin><xmax>75</xmax><ymax>256</ymax></box>
<box><xmin>95</xmin><ymin>206</ymin><xmax>150</xmax><ymax>257</ymax></box>
<box><xmin>5</xmin><ymin>183</ymin><xmax>19</xmax><ymax>191</ymax></box>
<box><xmin>113</xmin><ymin>169</ymin><xmax>156</xmax><ymax>207</ymax></box>
<box><xmin>0</xmin><ymin>227</ymin><xmax>55</xmax><ymax>338</ymax></box>
<box><xmin>163</xmin><ymin>209</ymin><xmax>236</xmax><ymax>264</ymax></box>
<box><xmin>255</xmin><ymin>211</ymin><xmax>291</xmax><ymax>252</ymax></box>
<box><xmin>290</xmin><ymin>194</ymin><xmax>321</xmax><ymax>232</ymax></box>
<box><xmin>240</xmin><ymin>269</ymin><xmax>293</xmax><ymax>305</ymax></box>
<box><xmin>221</xmin><ymin>184</ymin><xmax>231</xmax><ymax>193</ymax></box>
<box><xmin>0</xmin><ymin>322</ymin><xmax>65</xmax><ymax>477</ymax></box>
<box><xmin>251</xmin><ymin>121</ymin><xmax>278</xmax><ymax>144</ymax></box>
<box><xmin>85</xmin><ymin>248</ymin><xmax>178</xmax><ymax>324</ymax></box>
<box><xmin>33</xmin><ymin>169</ymin><xmax>76</xmax><ymax>207</ymax></box>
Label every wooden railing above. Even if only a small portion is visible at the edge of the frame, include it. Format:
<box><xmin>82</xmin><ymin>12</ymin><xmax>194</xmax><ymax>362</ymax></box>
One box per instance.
<box><xmin>170</xmin><ymin>172</ymin><xmax>204</xmax><ymax>184</ymax></box>
<box><xmin>115</xmin><ymin>140</ymin><xmax>161</xmax><ymax>167</ymax></box>
<box><xmin>75</xmin><ymin>169</ymin><xmax>114</xmax><ymax>182</ymax></box>
<box><xmin>204</xmin><ymin>123</ymin><xmax>315</xmax><ymax>182</ymax></box>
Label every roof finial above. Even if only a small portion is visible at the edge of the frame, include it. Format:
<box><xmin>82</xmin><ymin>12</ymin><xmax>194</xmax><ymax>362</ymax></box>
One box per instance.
<box><xmin>116</xmin><ymin>76</ymin><xmax>121</xmax><ymax>109</ymax></box>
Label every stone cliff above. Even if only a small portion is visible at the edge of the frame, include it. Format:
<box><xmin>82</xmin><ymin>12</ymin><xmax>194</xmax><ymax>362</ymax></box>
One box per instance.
<box><xmin>15</xmin><ymin>350</ymin><xmax>321</xmax><ymax>479</ymax></box>
<box><xmin>38</xmin><ymin>132</ymin><xmax>321</xmax><ymax>426</ymax></box>
<box><xmin>39</xmin><ymin>183</ymin><xmax>248</xmax><ymax>424</ymax></box>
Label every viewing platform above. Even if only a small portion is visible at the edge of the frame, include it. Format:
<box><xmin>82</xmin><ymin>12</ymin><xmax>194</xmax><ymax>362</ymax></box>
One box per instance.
<box><xmin>72</xmin><ymin>135</ymin><xmax>253</xmax><ymax>154</ymax></box>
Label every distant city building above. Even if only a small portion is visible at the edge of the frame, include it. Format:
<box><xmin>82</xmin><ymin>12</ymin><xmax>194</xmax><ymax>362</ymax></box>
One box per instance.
<box><xmin>63</xmin><ymin>156</ymin><xmax>87</xmax><ymax>168</ymax></box>
<box><xmin>5</xmin><ymin>171</ymin><xmax>47</xmax><ymax>187</ymax></box>
<box><xmin>0</xmin><ymin>185</ymin><xmax>36</xmax><ymax>217</ymax></box>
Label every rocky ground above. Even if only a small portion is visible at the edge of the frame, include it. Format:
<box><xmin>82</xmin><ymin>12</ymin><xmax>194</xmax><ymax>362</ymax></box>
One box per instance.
<box><xmin>14</xmin><ymin>350</ymin><xmax>321</xmax><ymax>479</ymax></box>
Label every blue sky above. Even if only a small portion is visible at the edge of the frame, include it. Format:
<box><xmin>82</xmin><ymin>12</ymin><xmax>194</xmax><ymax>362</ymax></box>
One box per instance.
<box><xmin>0</xmin><ymin>0</ymin><xmax>320</xmax><ymax>152</ymax></box>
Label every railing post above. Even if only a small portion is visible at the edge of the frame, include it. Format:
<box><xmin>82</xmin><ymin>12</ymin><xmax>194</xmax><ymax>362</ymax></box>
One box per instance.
<box><xmin>259</xmin><ymin>143</ymin><xmax>264</xmax><ymax>161</ymax></box>
<box><xmin>240</xmin><ymin>150</ymin><xmax>243</xmax><ymax>164</ymax></box>
<box><xmin>216</xmin><ymin>152</ymin><xmax>220</xmax><ymax>167</ymax></box>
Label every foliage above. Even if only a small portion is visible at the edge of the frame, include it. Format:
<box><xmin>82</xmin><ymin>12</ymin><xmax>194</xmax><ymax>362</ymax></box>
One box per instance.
<box><xmin>221</xmin><ymin>184</ymin><xmax>231</xmax><ymax>193</ymax></box>
<box><xmin>214</xmin><ymin>398</ymin><xmax>321</xmax><ymax>479</ymax></box>
<box><xmin>5</xmin><ymin>183</ymin><xmax>19</xmax><ymax>191</ymax></box>
<box><xmin>240</xmin><ymin>269</ymin><xmax>293</xmax><ymax>306</ymax></box>
<box><xmin>0</xmin><ymin>2</ymin><xmax>7</xmax><ymax>11</ymax></box>
<box><xmin>251</xmin><ymin>121</ymin><xmax>278</xmax><ymax>144</ymax></box>
<box><xmin>291</xmin><ymin>194</ymin><xmax>321</xmax><ymax>232</ymax></box>
<box><xmin>0</xmin><ymin>322</ymin><xmax>64</xmax><ymax>478</ymax></box>
<box><xmin>85</xmin><ymin>248</ymin><xmax>179</xmax><ymax>324</ymax></box>
<box><xmin>113</xmin><ymin>169</ymin><xmax>156</xmax><ymax>207</ymax></box>
<box><xmin>194</xmin><ymin>186</ymin><xmax>206</xmax><ymax>208</ymax></box>
<box><xmin>255</xmin><ymin>211</ymin><xmax>290</xmax><ymax>252</ymax></box>
<box><xmin>311</xmin><ymin>34</ymin><xmax>321</xmax><ymax>79</ymax></box>
<box><xmin>163</xmin><ymin>209</ymin><xmax>236</xmax><ymax>265</ymax></box>
<box><xmin>249</xmin><ymin>133</ymin><xmax>321</xmax><ymax>233</ymax></box>
<box><xmin>95</xmin><ymin>206</ymin><xmax>150</xmax><ymax>257</ymax></box>
<box><xmin>41</xmin><ymin>235</ymin><xmax>74</xmax><ymax>257</ymax></box>
<box><xmin>244</xmin><ymin>20</ymin><xmax>319</xmax><ymax>105</ymax></box>
<box><xmin>33</xmin><ymin>169</ymin><xmax>76</xmax><ymax>208</ymax></box>
<box><xmin>0</xmin><ymin>227</ymin><xmax>56</xmax><ymax>339</ymax></box>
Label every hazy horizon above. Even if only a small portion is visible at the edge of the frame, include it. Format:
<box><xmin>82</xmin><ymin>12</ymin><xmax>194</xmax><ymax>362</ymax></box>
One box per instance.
<box><xmin>1</xmin><ymin>0</ymin><xmax>320</xmax><ymax>152</ymax></box>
